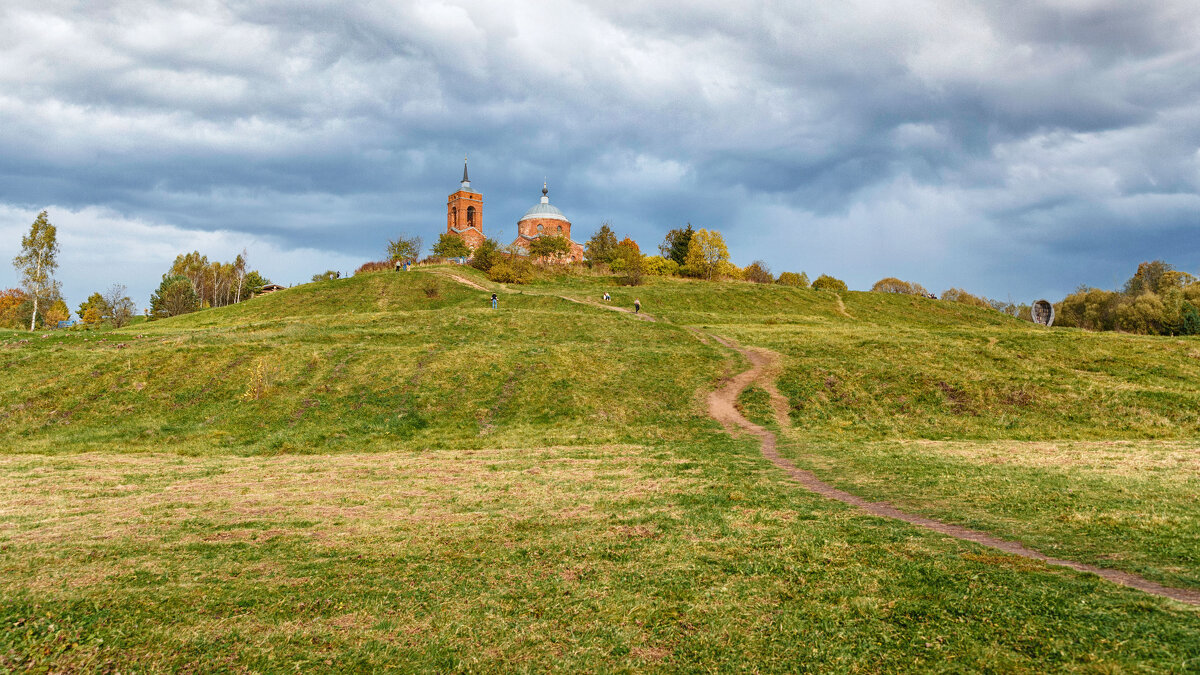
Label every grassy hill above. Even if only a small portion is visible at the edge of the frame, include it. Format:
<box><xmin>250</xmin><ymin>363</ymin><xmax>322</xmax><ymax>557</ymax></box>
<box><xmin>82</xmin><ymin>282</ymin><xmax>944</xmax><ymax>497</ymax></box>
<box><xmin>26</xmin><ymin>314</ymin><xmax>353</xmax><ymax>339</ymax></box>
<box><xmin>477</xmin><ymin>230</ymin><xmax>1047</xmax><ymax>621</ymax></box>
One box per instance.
<box><xmin>1</xmin><ymin>267</ymin><xmax>1197</xmax><ymax>672</ymax></box>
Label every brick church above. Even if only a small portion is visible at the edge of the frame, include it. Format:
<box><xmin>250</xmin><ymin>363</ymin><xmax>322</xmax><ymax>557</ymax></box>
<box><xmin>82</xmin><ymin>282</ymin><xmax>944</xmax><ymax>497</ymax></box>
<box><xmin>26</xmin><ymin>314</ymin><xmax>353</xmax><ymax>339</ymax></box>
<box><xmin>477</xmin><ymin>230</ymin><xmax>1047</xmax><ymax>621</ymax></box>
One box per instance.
<box><xmin>445</xmin><ymin>159</ymin><xmax>584</xmax><ymax>262</ymax></box>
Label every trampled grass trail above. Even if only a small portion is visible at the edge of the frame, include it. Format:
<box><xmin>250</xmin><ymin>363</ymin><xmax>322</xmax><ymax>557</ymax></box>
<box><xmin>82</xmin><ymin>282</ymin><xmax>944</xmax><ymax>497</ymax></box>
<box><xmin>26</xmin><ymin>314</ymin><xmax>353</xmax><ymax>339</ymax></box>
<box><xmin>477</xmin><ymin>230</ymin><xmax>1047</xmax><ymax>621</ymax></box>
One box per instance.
<box><xmin>432</xmin><ymin>272</ymin><xmax>1200</xmax><ymax>607</ymax></box>
<box><xmin>703</xmin><ymin>333</ymin><xmax>1200</xmax><ymax>607</ymax></box>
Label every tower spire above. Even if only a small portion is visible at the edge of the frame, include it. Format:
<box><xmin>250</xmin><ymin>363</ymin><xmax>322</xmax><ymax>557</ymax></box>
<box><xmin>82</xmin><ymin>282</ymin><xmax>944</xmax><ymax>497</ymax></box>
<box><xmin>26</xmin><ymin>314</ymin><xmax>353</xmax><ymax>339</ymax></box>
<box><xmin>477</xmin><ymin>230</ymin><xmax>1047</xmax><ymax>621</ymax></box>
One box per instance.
<box><xmin>461</xmin><ymin>155</ymin><xmax>470</xmax><ymax>189</ymax></box>
<box><xmin>541</xmin><ymin>180</ymin><xmax>549</xmax><ymax>204</ymax></box>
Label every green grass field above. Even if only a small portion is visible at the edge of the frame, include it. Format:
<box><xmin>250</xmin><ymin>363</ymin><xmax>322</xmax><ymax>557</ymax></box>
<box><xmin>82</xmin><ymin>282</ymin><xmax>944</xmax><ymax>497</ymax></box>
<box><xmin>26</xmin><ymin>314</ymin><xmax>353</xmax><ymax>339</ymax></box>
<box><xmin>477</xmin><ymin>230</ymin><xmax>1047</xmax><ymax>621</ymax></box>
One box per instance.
<box><xmin>2</xmin><ymin>267</ymin><xmax>1198</xmax><ymax>672</ymax></box>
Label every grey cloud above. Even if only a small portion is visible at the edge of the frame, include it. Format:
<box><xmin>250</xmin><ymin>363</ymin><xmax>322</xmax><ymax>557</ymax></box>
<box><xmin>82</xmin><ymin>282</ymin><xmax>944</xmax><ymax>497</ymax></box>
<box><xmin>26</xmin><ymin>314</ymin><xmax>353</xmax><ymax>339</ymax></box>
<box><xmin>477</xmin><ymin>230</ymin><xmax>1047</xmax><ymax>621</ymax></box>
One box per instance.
<box><xmin>1</xmin><ymin>0</ymin><xmax>1198</xmax><ymax>308</ymax></box>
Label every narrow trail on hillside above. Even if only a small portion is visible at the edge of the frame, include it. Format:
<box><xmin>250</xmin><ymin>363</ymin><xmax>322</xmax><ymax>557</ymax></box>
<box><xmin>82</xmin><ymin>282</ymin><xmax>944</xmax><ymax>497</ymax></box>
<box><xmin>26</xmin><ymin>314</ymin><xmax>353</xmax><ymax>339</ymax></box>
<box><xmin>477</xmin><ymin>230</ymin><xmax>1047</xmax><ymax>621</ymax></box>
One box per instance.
<box><xmin>429</xmin><ymin>270</ymin><xmax>1199</xmax><ymax>606</ymax></box>
<box><xmin>706</xmin><ymin>334</ymin><xmax>1200</xmax><ymax>607</ymax></box>
<box><xmin>833</xmin><ymin>293</ymin><xmax>854</xmax><ymax>319</ymax></box>
<box><xmin>558</xmin><ymin>295</ymin><xmax>656</xmax><ymax>321</ymax></box>
<box><xmin>428</xmin><ymin>271</ymin><xmax>497</xmax><ymax>293</ymax></box>
<box><xmin>428</xmin><ymin>269</ymin><xmax>656</xmax><ymax>320</ymax></box>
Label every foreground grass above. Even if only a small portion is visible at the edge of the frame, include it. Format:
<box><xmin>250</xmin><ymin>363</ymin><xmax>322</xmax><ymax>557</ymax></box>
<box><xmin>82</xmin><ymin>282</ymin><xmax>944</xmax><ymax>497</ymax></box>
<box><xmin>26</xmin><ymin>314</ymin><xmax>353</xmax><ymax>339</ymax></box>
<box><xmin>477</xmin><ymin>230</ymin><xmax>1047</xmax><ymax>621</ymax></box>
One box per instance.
<box><xmin>777</xmin><ymin>437</ymin><xmax>1200</xmax><ymax>590</ymax></box>
<box><xmin>3</xmin><ymin>443</ymin><xmax>1199</xmax><ymax>672</ymax></box>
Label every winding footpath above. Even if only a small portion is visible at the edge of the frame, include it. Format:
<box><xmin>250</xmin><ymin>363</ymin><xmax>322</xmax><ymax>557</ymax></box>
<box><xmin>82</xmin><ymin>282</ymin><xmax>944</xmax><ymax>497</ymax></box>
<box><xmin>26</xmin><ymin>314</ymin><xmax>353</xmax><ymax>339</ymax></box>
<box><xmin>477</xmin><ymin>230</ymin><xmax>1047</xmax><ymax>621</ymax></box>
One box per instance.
<box><xmin>431</xmin><ymin>270</ymin><xmax>1200</xmax><ymax>606</ymax></box>
<box><xmin>707</xmin><ymin>334</ymin><xmax>1200</xmax><ymax>607</ymax></box>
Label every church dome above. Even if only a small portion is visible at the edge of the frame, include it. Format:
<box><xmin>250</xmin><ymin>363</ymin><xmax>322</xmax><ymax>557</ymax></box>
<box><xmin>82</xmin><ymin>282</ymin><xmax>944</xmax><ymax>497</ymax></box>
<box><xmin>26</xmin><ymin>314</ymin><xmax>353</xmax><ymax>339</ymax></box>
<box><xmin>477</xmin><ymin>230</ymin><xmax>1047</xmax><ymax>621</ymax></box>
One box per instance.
<box><xmin>519</xmin><ymin>182</ymin><xmax>569</xmax><ymax>223</ymax></box>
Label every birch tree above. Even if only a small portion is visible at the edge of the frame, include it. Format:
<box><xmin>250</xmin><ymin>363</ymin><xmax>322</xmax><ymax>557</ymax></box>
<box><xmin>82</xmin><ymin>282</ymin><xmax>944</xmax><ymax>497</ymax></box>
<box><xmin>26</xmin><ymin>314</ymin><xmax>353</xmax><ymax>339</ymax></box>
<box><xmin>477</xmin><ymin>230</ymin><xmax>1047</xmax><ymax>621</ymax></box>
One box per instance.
<box><xmin>12</xmin><ymin>211</ymin><xmax>60</xmax><ymax>330</ymax></box>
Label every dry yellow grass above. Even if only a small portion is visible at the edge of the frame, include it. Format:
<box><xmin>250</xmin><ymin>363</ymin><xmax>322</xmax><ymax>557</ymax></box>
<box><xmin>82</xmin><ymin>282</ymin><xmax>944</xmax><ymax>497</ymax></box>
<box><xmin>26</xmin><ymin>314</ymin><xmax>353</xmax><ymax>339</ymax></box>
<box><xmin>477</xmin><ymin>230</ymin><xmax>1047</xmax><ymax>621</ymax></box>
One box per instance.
<box><xmin>896</xmin><ymin>439</ymin><xmax>1200</xmax><ymax>478</ymax></box>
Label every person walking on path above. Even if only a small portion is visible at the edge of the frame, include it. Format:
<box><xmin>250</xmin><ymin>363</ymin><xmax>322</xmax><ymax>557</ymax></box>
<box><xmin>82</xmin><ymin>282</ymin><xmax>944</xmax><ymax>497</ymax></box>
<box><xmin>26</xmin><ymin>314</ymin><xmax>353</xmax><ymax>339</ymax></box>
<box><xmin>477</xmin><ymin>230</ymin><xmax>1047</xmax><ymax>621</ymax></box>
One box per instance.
<box><xmin>491</xmin><ymin>292</ymin><xmax>498</xmax><ymax>309</ymax></box>
<box><xmin>634</xmin><ymin>299</ymin><xmax>641</xmax><ymax>314</ymax></box>
<box><xmin>603</xmin><ymin>292</ymin><xmax>611</xmax><ymax>302</ymax></box>
<box><xmin>395</xmin><ymin>260</ymin><xmax>401</xmax><ymax>273</ymax></box>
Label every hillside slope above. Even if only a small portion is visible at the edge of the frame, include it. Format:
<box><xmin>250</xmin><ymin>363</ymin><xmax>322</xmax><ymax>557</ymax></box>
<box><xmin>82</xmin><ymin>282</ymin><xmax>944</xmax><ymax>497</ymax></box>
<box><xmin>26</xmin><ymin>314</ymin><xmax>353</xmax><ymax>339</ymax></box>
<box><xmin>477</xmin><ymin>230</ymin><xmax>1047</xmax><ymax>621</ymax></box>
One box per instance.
<box><xmin>2</xmin><ymin>267</ymin><xmax>1198</xmax><ymax>672</ymax></box>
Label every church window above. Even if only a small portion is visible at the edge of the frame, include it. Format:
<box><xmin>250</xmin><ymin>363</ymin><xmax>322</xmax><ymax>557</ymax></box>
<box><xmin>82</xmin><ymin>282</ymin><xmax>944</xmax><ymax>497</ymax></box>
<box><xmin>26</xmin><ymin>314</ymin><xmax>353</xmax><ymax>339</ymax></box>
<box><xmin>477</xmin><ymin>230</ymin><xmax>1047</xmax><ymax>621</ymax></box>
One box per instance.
<box><xmin>452</xmin><ymin>207</ymin><xmax>457</xmax><ymax>224</ymax></box>
<box><xmin>466</xmin><ymin>206</ymin><xmax>475</xmax><ymax>227</ymax></box>
<box><xmin>557</xmin><ymin>225</ymin><xmax>563</xmax><ymax>233</ymax></box>
<box><xmin>537</xmin><ymin>224</ymin><xmax>544</xmax><ymax>234</ymax></box>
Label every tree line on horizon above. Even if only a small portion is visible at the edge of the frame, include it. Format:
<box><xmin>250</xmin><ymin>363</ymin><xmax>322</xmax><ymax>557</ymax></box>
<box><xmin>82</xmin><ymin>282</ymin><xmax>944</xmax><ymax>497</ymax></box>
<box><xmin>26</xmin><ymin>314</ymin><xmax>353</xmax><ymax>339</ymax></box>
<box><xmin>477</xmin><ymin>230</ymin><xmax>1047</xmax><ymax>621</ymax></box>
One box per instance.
<box><xmin>1</xmin><ymin>211</ymin><xmax>277</xmax><ymax>326</ymax></box>
<box><xmin>361</xmin><ymin>223</ymin><xmax>838</xmax><ymax>290</ymax></box>
<box><xmin>6</xmin><ymin>211</ymin><xmax>1198</xmax><ymax>336</ymax></box>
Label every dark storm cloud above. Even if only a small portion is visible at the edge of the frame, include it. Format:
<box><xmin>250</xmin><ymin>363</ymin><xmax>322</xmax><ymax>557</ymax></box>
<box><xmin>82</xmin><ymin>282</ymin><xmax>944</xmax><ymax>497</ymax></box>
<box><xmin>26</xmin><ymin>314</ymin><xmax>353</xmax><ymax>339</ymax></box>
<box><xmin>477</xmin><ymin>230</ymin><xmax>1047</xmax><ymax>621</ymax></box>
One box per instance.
<box><xmin>1</xmin><ymin>0</ymin><xmax>1198</xmax><ymax>307</ymax></box>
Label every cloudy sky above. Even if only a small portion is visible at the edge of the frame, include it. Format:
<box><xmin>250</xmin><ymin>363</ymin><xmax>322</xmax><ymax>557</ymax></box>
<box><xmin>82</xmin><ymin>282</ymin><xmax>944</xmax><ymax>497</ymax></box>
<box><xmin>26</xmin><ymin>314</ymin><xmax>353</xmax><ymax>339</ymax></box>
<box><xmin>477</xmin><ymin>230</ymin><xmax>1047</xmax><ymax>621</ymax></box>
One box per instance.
<box><xmin>2</xmin><ymin>1</ymin><xmax>1198</xmax><ymax>310</ymax></box>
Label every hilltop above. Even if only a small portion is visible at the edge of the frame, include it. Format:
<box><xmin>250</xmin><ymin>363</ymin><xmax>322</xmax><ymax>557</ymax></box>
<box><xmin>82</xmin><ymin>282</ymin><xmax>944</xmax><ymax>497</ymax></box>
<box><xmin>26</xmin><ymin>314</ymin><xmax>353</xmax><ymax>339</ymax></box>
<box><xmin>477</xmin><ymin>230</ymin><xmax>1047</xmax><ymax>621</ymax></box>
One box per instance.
<box><xmin>1</xmin><ymin>267</ymin><xmax>1197</xmax><ymax>672</ymax></box>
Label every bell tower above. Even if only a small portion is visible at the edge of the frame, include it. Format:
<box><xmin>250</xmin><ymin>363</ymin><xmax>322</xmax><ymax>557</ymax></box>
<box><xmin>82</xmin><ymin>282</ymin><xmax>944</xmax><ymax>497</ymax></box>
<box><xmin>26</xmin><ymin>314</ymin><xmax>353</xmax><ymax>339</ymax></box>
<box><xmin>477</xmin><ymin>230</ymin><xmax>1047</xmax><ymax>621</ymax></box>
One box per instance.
<box><xmin>446</xmin><ymin>156</ymin><xmax>484</xmax><ymax>250</ymax></box>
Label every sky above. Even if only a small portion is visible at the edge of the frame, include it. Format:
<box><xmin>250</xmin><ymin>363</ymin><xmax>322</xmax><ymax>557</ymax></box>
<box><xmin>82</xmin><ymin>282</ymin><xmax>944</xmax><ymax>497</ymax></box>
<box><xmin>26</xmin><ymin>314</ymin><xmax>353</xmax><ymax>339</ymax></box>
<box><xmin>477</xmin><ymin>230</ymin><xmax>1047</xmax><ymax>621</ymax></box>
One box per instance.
<box><xmin>1</xmin><ymin>1</ymin><xmax>1198</xmax><ymax>311</ymax></box>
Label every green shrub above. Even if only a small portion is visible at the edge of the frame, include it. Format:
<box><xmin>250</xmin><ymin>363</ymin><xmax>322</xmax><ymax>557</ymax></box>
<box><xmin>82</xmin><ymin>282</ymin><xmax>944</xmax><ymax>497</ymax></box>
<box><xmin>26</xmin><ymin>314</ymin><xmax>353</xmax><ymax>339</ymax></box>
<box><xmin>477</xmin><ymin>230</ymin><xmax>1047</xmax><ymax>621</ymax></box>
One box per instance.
<box><xmin>487</xmin><ymin>258</ymin><xmax>536</xmax><ymax>284</ymax></box>
<box><xmin>776</xmin><ymin>272</ymin><xmax>809</xmax><ymax>288</ymax></box>
<box><xmin>872</xmin><ymin>277</ymin><xmax>928</xmax><ymax>295</ymax></box>
<box><xmin>743</xmin><ymin>261</ymin><xmax>774</xmax><ymax>284</ymax></box>
<box><xmin>811</xmin><ymin>274</ymin><xmax>848</xmax><ymax>292</ymax></box>
<box><xmin>469</xmin><ymin>239</ymin><xmax>503</xmax><ymax>273</ymax></box>
<box><xmin>643</xmin><ymin>256</ymin><xmax>679</xmax><ymax>277</ymax></box>
<box><xmin>940</xmin><ymin>287</ymin><xmax>990</xmax><ymax>308</ymax></box>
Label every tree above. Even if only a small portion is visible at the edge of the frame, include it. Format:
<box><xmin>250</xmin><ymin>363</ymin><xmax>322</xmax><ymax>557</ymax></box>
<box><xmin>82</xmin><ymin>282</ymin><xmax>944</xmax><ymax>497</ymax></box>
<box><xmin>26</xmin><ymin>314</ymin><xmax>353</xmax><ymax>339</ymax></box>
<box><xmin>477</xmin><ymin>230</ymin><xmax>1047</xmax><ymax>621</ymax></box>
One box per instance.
<box><xmin>232</xmin><ymin>250</ymin><xmax>248</xmax><ymax>304</ymax></box>
<box><xmin>776</xmin><ymin>272</ymin><xmax>809</xmax><ymax>288</ymax></box>
<box><xmin>311</xmin><ymin>270</ymin><xmax>339</xmax><ymax>282</ymax></box>
<box><xmin>1124</xmin><ymin>261</ymin><xmax>1173</xmax><ymax>296</ymax></box>
<box><xmin>744</xmin><ymin>260</ymin><xmax>774</xmax><ymax>284</ymax></box>
<box><xmin>529</xmin><ymin>235</ymin><xmax>572</xmax><ymax>262</ymax></box>
<box><xmin>614</xmin><ymin>239</ymin><xmax>644</xmax><ymax>286</ymax></box>
<box><xmin>103</xmin><ymin>284</ymin><xmax>136</xmax><ymax>328</ymax></box>
<box><xmin>0</xmin><ymin>288</ymin><xmax>28</xmax><ymax>328</ymax></box>
<box><xmin>432</xmin><ymin>232</ymin><xmax>471</xmax><ymax>259</ymax></box>
<box><xmin>168</xmin><ymin>251</ymin><xmax>255</xmax><ymax>307</ymax></box>
<box><xmin>469</xmin><ymin>238</ymin><xmax>503</xmax><ymax>273</ymax></box>
<box><xmin>683</xmin><ymin>229</ymin><xmax>729</xmax><ymax>281</ymax></box>
<box><xmin>78</xmin><ymin>292</ymin><xmax>111</xmax><ymax>323</ymax></box>
<box><xmin>811</xmin><ymin>274</ymin><xmax>848</xmax><ymax>292</ymax></box>
<box><xmin>112</xmin><ymin>296</ymin><xmax>137</xmax><ymax>328</ymax></box>
<box><xmin>1182</xmin><ymin>302</ymin><xmax>1200</xmax><ymax>335</ymax></box>
<box><xmin>659</xmin><ymin>223</ymin><xmax>694</xmax><ymax>266</ymax></box>
<box><xmin>150</xmin><ymin>275</ymin><xmax>200</xmax><ymax>318</ymax></box>
<box><xmin>12</xmin><ymin>210</ymin><xmax>60</xmax><ymax>330</ymax></box>
<box><xmin>1057</xmin><ymin>287</ymin><xmax>1118</xmax><ymax>331</ymax></box>
<box><xmin>585</xmin><ymin>222</ymin><xmax>619</xmax><ymax>265</ymax></box>
<box><xmin>43</xmin><ymin>299</ymin><xmax>69</xmax><ymax>327</ymax></box>
<box><xmin>243</xmin><ymin>271</ymin><xmax>271</xmax><ymax>296</ymax></box>
<box><xmin>1114</xmin><ymin>292</ymin><xmax>1167</xmax><ymax>334</ymax></box>
<box><xmin>386</xmin><ymin>234</ymin><xmax>423</xmax><ymax>262</ymax></box>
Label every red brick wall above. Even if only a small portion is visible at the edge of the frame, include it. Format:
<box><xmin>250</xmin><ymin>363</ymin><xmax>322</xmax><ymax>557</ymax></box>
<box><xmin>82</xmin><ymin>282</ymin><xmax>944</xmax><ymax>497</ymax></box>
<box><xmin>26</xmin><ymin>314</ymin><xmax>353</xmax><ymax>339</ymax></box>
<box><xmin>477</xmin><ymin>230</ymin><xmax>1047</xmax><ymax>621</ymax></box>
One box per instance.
<box><xmin>511</xmin><ymin>223</ymin><xmax>585</xmax><ymax>263</ymax></box>
<box><xmin>517</xmin><ymin>217</ymin><xmax>571</xmax><ymax>241</ymax></box>
<box><xmin>447</xmin><ymin>189</ymin><xmax>484</xmax><ymax>250</ymax></box>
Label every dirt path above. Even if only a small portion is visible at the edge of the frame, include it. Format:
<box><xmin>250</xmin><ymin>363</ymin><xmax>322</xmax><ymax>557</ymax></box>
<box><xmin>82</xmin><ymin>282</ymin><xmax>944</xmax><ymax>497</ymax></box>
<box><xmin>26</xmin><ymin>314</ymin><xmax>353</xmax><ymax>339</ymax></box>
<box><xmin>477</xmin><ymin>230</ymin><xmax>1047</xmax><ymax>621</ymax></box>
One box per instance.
<box><xmin>558</xmin><ymin>295</ymin><xmax>656</xmax><ymax>321</ymax></box>
<box><xmin>833</xmin><ymin>293</ymin><xmax>854</xmax><ymax>319</ymax></box>
<box><xmin>706</xmin><ymin>333</ymin><xmax>1200</xmax><ymax>607</ymax></box>
<box><xmin>426</xmin><ymin>270</ymin><xmax>497</xmax><ymax>293</ymax></box>
<box><xmin>431</xmin><ymin>270</ymin><xmax>656</xmax><ymax>320</ymax></box>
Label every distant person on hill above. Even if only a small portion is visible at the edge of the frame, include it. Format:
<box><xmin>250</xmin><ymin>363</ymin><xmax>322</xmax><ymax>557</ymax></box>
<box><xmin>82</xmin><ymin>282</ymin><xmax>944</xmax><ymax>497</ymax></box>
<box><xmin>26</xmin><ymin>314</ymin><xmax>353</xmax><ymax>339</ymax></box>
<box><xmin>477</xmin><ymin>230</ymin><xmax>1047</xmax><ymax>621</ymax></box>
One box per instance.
<box><xmin>394</xmin><ymin>260</ymin><xmax>401</xmax><ymax>272</ymax></box>
<box><xmin>491</xmin><ymin>292</ymin><xmax>498</xmax><ymax>309</ymax></box>
<box><xmin>634</xmin><ymin>299</ymin><xmax>641</xmax><ymax>314</ymax></box>
<box><xmin>603</xmin><ymin>292</ymin><xmax>611</xmax><ymax>302</ymax></box>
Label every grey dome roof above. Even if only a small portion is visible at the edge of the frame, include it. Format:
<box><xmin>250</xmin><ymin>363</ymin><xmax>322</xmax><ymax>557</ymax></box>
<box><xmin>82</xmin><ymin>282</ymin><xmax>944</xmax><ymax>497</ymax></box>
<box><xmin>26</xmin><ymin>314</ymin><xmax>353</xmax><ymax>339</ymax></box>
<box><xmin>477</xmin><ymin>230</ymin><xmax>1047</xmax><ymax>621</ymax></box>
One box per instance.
<box><xmin>520</xmin><ymin>202</ymin><xmax>569</xmax><ymax>222</ymax></box>
<box><xmin>519</xmin><ymin>182</ymin><xmax>570</xmax><ymax>222</ymax></box>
